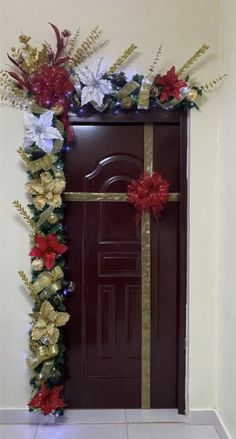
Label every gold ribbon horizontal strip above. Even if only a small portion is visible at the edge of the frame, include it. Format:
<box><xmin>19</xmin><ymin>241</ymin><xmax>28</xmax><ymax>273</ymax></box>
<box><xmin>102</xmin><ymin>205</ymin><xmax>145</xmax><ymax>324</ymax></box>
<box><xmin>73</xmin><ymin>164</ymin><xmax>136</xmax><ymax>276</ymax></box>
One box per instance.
<box><xmin>63</xmin><ymin>192</ymin><xmax>180</xmax><ymax>202</ymax></box>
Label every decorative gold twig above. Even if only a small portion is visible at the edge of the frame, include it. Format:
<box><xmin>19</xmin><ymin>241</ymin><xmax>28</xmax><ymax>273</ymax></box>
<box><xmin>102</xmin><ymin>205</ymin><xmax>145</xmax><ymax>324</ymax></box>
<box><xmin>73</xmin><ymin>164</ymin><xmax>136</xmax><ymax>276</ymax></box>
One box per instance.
<box><xmin>0</xmin><ymin>94</ymin><xmax>27</xmax><ymax>109</ymax></box>
<box><xmin>18</xmin><ymin>270</ymin><xmax>40</xmax><ymax>305</ymax></box>
<box><xmin>67</xmin><ymin>28</ymin><xmax>80</xmax><ymax>57</ymax></box>
<box><xmin>149</xmin><ymin>45</ymin><xmax>162</xmax><ymax>73</ymax></box>
<box><xmin>70</xmin><ymin>26</ymin><xmax>103</xmax><ymax>65</ymax></box>
<box><xmin>13</xmin><ymin>200</ymin><xmax>41</xmax><ymax>234</ymax></box>
<box><xmin>202</xmin><ymin>74</ymin><xmax>227</xmax><ymax>91</ymax></box>
<box><xmin>17</xmin><ymin>147</ymin><xmax>30</xmax><ymax>164</ymax></box>
<box><xmin>107</xmin><ymin>43</ymin><xmax>137</xmax><ymax>75</ymax></box>
<box><xmin>177</xmin><ymin>44</ymin><xmax>210</xmax><ymax>77</ymax></box>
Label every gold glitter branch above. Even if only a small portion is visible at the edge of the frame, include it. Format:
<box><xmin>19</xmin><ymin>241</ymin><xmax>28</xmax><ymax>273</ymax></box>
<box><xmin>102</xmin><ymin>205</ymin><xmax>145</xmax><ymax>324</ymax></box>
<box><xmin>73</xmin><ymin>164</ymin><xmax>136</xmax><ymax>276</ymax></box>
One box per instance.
<box><xmin>177</xmin><ymin>44</ymin><xmax>210</xmax><ymax>77</ymax></box>
<box><xmin>70</xmin><ymin>26</ymin><xmax>103</xmax><ymax>65</ymax></box>
<box><xmin>107</xmin><ymin>43</ymin><xmax>137</xmax><ymax>75</ymax></box>
<box><xmin>13</xmin><ymin>200</ymin><xmax>41</xmax><ymax>234</ymax></box>
<box><xmin>18</xmin><ymin>270</ymin><xmax>40</xmax><ymax>305</ymax></box>
<box><xmin>149</xmin><ymin>45</ymin><xmax>162</xmax><ymax>73</ymax></box>
<box><xmin>68</xmin><ymin>28</ymin><xmax>80</xmax><ymax>57</ymax></box>
<box><xmin>202</xmin><ymin>74</ymin><xmax>227</xmax><ymax>91</ymax></box>
<box><xmin>17</xmin><ymin>147</ymin><xmax>30</xmax><ymax>164</ymax></box>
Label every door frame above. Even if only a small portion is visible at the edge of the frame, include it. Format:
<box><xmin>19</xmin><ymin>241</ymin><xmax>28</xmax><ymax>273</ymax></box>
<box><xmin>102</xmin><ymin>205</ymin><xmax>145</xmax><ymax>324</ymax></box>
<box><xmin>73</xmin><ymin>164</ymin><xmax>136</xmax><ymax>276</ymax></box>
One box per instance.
<box><xmin>67</xmin><ymin>108</ymin><xmax>188</xmax><ymax>413</ymax></box>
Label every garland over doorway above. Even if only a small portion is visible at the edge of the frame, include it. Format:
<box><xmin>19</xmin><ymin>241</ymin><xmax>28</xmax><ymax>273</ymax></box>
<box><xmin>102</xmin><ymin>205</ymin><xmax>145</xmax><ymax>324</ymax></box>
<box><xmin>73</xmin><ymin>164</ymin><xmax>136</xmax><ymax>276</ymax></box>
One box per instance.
<box><xmin>0</xmin><ymin>23</ymin><xmax>225</xmax><ymax>416</ymax></box>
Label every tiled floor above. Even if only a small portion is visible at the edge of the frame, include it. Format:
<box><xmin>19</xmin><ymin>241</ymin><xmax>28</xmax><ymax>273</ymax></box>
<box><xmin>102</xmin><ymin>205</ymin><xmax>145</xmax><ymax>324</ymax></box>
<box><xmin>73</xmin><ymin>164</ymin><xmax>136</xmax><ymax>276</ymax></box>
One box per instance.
<box><xmin>0</xmin><ymin>422</ymin><xmax>221</xmax><ymax>439</ymax></box>
<box><xmin>0</xmin><ymin>410</ymin><xmax>222</xmax><ymax>439</ymax></box>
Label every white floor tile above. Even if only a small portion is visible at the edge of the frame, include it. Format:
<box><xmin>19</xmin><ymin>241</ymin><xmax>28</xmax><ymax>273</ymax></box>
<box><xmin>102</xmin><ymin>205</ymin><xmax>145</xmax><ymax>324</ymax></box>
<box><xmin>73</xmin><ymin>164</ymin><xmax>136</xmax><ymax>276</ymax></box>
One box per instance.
<box><xmin>125</xmin><ymin>408</ymin><xmax>188</xmax><ymax>423</ymax></box>
<box><xmin>127</xmin><ymin>424</ymin><xmax>220</xmax><ymax>439</ymax></box>
<box><xmin>35</xmin><ymin>424</ymin><xmax>128</xmax><ymax>439</ymax></box>
<box><xmin>56</xmin><ymin>409</ymin><xmax>126</xmax><ymax>424</ymax></box>
<box><xmin>0</xmin><ymin>424</ymin><xmax>37</xmax><ymax>439</ymax></box>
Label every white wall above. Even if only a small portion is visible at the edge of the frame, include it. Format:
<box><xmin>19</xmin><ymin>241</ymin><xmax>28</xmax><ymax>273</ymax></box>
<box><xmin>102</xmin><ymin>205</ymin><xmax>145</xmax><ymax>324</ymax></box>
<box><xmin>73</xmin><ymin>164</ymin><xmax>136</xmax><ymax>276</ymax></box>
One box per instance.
<box><xmin>0</xmin><ymin>0</ymin><xmax>220</xmax><ymax>410</ymax></box>
<box><xmin>217</xmin><ymin>1</ymin><xmax>236</xmax><ymax>437</ymax></box>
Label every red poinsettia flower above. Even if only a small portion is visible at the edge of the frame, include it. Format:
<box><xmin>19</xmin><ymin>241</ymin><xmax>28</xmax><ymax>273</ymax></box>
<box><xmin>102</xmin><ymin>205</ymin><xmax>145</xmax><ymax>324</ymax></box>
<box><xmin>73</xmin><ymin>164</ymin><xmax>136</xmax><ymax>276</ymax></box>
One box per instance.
<box><xmin>29</xmin><ymin>233</ymin><xmax>68</xmax><ymax>270</ymax></box>
<box><xmin>127</xmin><ymin>172</ymin><xmax>170</xmax><ymax>224</ymax></box>
<box><xmin>28</xmin><ymin>384</ymin><xmax>65</xmax><ymax>415</ymax></box>
<box><xmin>155</xmin><ymin>66</ymin><xmax>187</xmax><ymax>102</ymax></box>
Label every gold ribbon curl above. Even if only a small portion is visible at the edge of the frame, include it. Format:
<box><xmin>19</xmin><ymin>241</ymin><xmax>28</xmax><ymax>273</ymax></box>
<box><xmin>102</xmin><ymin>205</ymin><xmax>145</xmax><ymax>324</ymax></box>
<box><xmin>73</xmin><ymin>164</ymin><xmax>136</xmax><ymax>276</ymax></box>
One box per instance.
<box><xmin>33</xmin><ymin>266</ymin><xmax>63</xmax><ymax>294</ymax></box>
<box><xmin>138</xmin><ymin>74</ymin><xmax>155</xmax><ymax>110</ymax></box>
<box><xmin>27</xmin><ymin>154</ymin><xmax>58</xmax><ymax>174</ymax></box>
<box><xmin>26</xmin><ymin>345</ymin><xmax>58</xmax><ymax>369</ymax></box>
<box><xmin>116</xmin><ymin>80</ymin><xmax>140</xmax><ymax>100</ymax></box>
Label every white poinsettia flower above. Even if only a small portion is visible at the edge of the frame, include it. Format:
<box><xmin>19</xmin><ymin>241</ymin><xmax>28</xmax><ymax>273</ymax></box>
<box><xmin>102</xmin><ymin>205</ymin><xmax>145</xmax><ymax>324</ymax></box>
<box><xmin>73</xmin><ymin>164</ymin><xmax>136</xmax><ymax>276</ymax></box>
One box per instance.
<box><xmin>23</xmin><ymin>111</ymin><xmax>63</xmax><ymax>153</ymax></box>
<box><xmin>74</xmin><ymin>58</ymin><xmax>113</xmax><ymax>107</ymax></box>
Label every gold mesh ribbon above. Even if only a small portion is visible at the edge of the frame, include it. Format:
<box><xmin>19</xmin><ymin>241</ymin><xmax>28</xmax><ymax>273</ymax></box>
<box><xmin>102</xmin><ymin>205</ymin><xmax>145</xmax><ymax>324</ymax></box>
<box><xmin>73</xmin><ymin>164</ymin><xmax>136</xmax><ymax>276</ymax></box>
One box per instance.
<box><xmin>64</xmin><ymin>124</ymin><xmax>179</xmax><ymax>408</ymax></box>
<box><xmin>33</xmin><ymin>266</ymin><xmax>63</xmax><ymax>294</ymax></box>
<box><xmin>26</xmin><ymin>344</ymin><xmax>58</xmax><ymax>369</ymax></box>
<box><xmin>27</xmin><ymin>154</ymin><xmax>58</xmax><ymax>173</ymax></box>
<box><xmin>138</xmin><ymin>74</ymin><xmax>154</xmax><ymax>110</ymax></box>
<box><xmin>116</xmin><ymin>81</ymin><xmax>140</xmax><ymax>99</ymax></box>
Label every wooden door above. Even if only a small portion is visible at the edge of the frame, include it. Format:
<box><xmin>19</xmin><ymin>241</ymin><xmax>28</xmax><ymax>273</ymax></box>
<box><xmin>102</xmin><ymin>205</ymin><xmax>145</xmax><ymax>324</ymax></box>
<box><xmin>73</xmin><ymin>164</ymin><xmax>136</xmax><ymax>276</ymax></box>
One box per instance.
<box><xmin>64</xmin><ymin>110</ymin><xmax>187</xmax><ymax>412</ymax></box>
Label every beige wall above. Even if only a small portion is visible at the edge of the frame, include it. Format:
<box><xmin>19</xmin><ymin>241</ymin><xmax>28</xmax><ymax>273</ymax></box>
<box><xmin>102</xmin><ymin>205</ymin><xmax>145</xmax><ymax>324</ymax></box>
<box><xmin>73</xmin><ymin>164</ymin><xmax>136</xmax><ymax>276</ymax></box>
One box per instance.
<box><xmin>217</xmin><ymin>1</ymin><xmax>236</xmax><ymax>437</ymax></box>
<box><xmin>0</xmin><ymin>0</ymin><xmax>220</xmax><ymax>411</ymax></box>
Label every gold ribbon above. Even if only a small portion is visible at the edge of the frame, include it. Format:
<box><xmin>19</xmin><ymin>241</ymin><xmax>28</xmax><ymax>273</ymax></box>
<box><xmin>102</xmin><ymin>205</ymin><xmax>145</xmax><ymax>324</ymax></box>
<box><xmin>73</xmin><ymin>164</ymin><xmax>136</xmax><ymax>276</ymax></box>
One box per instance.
<box><xmin>26</xmin><ymin>344</ymin><xmax>58</xmax><ymax>369</ymax></box>
<box><xmin>27</xmin><ymin>154</ymin><xmax>58</xmax><ymax>173</ymax></box>
<box><xmin>138</xmin><ymin>74</ymin><xmax>154</xmax><ymax>110</ymax></box>
<box><xmin>39</xmin><ymin>360</ymin><xmax>55</xmax><ymax>380</ymax></box>
<box><xmin>63</xmin><ymin>192</ymin><xmax>179</xmax><ymax>202</ymax></box>
<box><xmin>116</xmin><ymin>80</ymin><xmax>140</xmax><ymax>99</ymax></box>
<box><xmin>141</xmin><ymin>124</ymin><xmax>153</xmax><ymax>408</ymax></box>
<box><xmin>64</xmin><ymin>124</ymin><xmax>179</xmax><ymax>408</ymax></box>
<box><xmin>37</xmin><ymin>206</ymin><xmax>55</xmax><ymax>227</ymax></box>
<box><xmin>33</xmin><ymin>266</ymin><xmax>63</xmax><ymax>294</ymax></box>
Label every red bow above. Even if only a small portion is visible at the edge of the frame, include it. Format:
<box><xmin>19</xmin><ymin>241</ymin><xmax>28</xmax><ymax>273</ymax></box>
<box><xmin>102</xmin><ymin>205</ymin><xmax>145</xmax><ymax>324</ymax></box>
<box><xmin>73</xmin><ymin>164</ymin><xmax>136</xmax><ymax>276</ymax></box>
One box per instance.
<box><xmin>127</xmin><ymin>172</ymin><xmax>170</xmax><ymax>224</ymax></box>
<box><xmin>28</xmin><ymin>384</ymin><xmax>65</xmax><ymax>415</ymax></box>
<box><xmin>29</xmin><ymin>234</ymin><xmax>68</xmax><ymax>270</ymax></box>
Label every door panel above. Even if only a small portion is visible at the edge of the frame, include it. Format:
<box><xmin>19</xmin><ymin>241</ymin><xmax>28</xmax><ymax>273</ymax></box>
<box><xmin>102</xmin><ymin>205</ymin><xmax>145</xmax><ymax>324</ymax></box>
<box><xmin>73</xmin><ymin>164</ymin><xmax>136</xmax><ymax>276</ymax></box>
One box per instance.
<box><xmin>64</xmin><ymin>116</ymin><xmax>187</xmax><ymax>410</ymax></box>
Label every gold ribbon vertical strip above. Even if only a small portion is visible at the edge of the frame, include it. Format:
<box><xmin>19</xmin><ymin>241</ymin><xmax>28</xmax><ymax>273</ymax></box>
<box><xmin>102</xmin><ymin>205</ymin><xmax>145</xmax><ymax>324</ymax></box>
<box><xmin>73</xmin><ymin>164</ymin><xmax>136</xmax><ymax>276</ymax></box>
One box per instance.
<box><xmin>141</xmin><ymin>124</ymin><xmax>153</xmax><ymax>408</ymax></box>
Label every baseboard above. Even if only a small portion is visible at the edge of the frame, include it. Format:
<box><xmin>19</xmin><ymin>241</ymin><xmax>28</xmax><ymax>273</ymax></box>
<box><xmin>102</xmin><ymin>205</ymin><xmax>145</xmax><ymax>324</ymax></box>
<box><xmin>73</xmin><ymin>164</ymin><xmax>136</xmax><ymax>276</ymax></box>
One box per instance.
<box><xmin>0</xmin><ymin>408</ymin><xmax>231</xmax><ymax>438</ymax></box>
<box><xmin>189</xmin><ymin>410</ymin><xmax>231</xmax><ymax>439</ymax></box>
<box><xmin>0</xmin><ymin>409</ymin><xmax>55</xmax><ymax>425</ymax></box>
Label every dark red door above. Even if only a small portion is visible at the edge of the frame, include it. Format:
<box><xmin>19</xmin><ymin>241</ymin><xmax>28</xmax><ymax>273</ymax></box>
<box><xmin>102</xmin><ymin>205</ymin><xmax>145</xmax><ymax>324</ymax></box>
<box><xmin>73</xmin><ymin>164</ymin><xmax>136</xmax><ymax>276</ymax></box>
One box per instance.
<box><xmin>64</xmin><ymin>111</ymin><xmax>187</xmax><ymax>412</ymax></box>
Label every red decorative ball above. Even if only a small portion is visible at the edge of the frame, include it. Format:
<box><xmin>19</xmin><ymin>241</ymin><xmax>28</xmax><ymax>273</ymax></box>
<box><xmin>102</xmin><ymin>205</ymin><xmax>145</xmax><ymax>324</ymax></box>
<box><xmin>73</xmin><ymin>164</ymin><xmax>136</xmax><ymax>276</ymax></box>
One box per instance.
<box><xmin>31</xmin><ymin>65</ymin><xmax>74</xmax><ymax>110</ymax></box>
<box><xmin>127</xmin><ymin>171</ymin><xmax>170</xmax><ymax>224</ymax></box>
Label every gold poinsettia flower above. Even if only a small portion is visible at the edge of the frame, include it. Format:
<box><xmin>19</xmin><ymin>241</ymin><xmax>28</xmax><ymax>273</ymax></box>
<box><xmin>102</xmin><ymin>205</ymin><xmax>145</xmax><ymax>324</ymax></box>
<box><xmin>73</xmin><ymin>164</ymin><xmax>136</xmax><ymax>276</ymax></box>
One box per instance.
<box><xmin>25</xmin><ymin>171</ymin><xmax>66</xmax><ymax>210</ymax></box>
<box><xmin>30</xmin><ymin>300</ymin><xmax>69</xmax><ymax>345</ymax></box>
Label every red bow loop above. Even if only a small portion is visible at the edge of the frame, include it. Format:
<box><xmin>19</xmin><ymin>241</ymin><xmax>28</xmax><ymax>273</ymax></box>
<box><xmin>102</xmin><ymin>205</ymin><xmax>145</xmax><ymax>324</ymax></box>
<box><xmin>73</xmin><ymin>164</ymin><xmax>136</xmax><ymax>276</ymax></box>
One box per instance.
<box><xmin>28</xmin><ymin>384</ymin><xmax>65</xmax><ymax>415</ymax></box>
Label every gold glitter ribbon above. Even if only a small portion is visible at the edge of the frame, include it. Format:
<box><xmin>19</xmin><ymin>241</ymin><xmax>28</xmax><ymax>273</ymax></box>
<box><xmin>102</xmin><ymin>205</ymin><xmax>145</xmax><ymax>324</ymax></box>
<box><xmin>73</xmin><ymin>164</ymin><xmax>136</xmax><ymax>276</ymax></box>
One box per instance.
<box><xmin>64</xmin><ymin>124</ymin><xmax>179</xmax><ymax>408</ymax></box>
<box><xmin>26</xmin><ymin>344</ymin><xmax>58</xmax><ymax>369</ymax></box>
<box><xmin>39</xmin><ymin>360</ymin><xmax>54</xmax><ymax>379</ymax></box>
<box><xmin>138</xmin><ymin>74</ymin><xmax>154</xmax><ymax>110</ymax></box>
<box><xmin>27</xmin><ymin>154</ymin><xmax>58</xmax><ymax>173</ymax></box>
<box><xmin>33</xmin><ymin>266</ymin><xmax>63</xmax><ymax>294</ymax></box>
<box><xmin>63</xmin><ymin>192</ymin><xmax>179</xmax><ymax>202</ymax></box>
<box><xmin>116</xmin><ymin>80</ymin><xmax>140</xmax><ymax>99</ymax></box>
<box><xmin>37</xmin><ymin>206</ymin><xmax>55</xmax><ymax>227</ymax></box>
